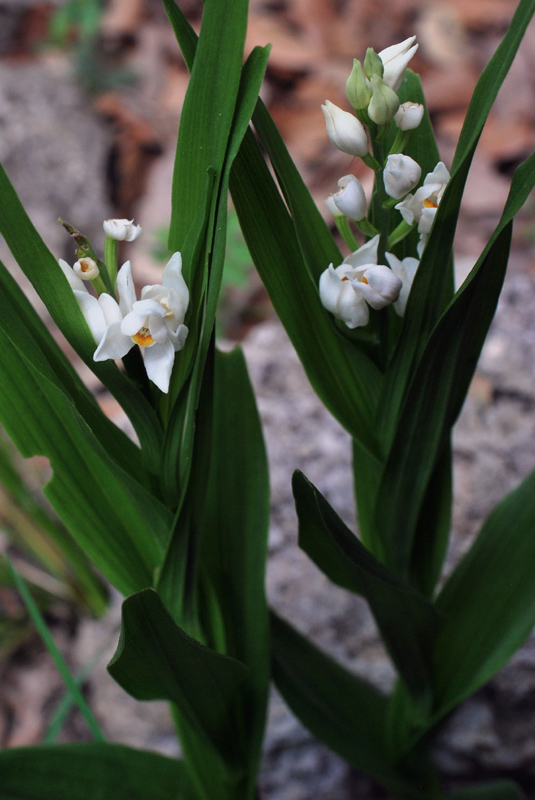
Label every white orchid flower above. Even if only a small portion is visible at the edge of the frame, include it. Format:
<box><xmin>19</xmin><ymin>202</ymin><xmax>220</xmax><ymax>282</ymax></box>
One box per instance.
<box><xmin>395</xmin><ymin>161</ymin><xmax>450</xmax><ymax>224</ymax></box>
<box><xmin>321</xmin><ymin>100</ymin><xmax>369</xmax><ymax>157</ymax></box>
<box><xmin>332</xmin><ymin>174</ymin><xmax>367</xmax><ymax>221</ymax></box>
<box><xmin>383</xmin><ymin>154</ymin><xmax>422</xmax><ymax>200</ymax></box>
<box><xmin>385</xmin><ymin>252</ymin><xmax>419</xmax><ymax>316</ymax></box>
<box><xmin>319</xmin><ymin>235</ymin><xmax>401</xmax><ymax>326</ymax></box>
<box><xmin>73</xmin><ymin>257</ymin><xmax>100</xmax><ymax>281</ymax></box>
<box><xmin>103</xmin><ymin>218</ymin><xmax>143</xmax><ymax>242</ymax></box>
<box><xmin>378</xmin><ymin>36</ymin><xmax>418</xmax><ymax>92</ymax></box>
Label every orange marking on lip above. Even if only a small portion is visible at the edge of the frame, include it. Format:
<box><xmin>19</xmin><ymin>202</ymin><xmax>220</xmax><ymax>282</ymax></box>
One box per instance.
<box><xmin>132</xmin><ymin>328</ymin><xmax>154</xmax><ymax>347</ymax></box>
<box><xmin>424</xmin><ymin>198</ymin><xmax>438</xmax><ymax>208</ymax></box>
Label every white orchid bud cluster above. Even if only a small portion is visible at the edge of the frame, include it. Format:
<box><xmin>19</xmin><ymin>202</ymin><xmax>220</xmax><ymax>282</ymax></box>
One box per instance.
<box><xmin>319</xmin><ymin>37</ymin><xmax>452</xmax><ymax>328</ymax></box>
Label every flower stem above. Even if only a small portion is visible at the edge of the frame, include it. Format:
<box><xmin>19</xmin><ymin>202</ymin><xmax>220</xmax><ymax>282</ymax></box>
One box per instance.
<box><xmin>104</xmin><ymin>235</ymin><xmax>118</xmax><ymax>288</ymax></box>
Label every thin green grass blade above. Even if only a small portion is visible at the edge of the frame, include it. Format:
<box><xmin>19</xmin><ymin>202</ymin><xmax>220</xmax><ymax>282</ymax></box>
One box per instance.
<box><xmin>4</xmin><ymin>553</ymin><xmax>105</xmax><ymax>742</ymax></box>
<box><xmin>161</xmin><ymin>0</ymin><xmax>197</xmax><ymax>70</ymax></box>
<box><xmin>293</xmin><ymin>470</ymin><xmax>441</xmax><ymax>715</ymax></box>
<box><xmin>448</xmin><ymin>782</ymin><xmax>525</xmax><ymax>800</ymax></box>
<box><xmin>0</xmin><ymin>744</ymin><xmax>195</xmax><ymax>800</ymax></box>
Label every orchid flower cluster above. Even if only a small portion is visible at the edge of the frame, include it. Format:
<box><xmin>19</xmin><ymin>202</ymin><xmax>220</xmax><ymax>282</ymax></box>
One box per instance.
<box><xmin>320</xmin><ymin>36</ymin><xmax>450</xmax><ymax>328</ymax></box>
<box><xmin>59</xmin><ymin>218</ymin><xmax>189</xmax><ymax>393</ymax></box>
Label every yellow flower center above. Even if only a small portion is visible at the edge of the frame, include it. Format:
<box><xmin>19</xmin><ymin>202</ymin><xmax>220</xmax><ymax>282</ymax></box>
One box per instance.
<box><xmin>132</xmin><ymin>327</ymin><xmax>155</xmax><ymax>347</ymax></box>
<box><xmin>424</xmin><ymin>198</ymin><xmax>438</xmax><ymax>209</ymax></box>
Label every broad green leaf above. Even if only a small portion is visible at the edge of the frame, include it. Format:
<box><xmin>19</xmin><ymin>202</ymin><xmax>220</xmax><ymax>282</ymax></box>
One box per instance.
<box><xmin>168</xmin><ymin>0</ymin><xmax>248</xmax><ymax>251</ymax></box>
<box><xmin>293</xmin><ymin>470</ymin><xmax>441</xmax><ymax>714</ymax></box>
<box><xmin>448</xmin><ymin>781</ymin><xmax>526</xmax><ymax>800</ymax></box>
<box><xmin>108</xmin><ymin>588</ymin><xmax>249</xmax><ymax>768</ymax></box>
<box><xmin>271</xmin><ymin>611</ymin><xmax>414</xmax><ymax>794</ymax></box>
<box><xmin>0</xmin><ymin>309</ymin><xmax>172</xmax><ymax>595</ymax></box>
<box><xmin>432</xmin><ymin>464</ymin><xmax>535</xmax><ymax>718</ymax></box>
<box><xmin>0</xmin><ymin>743</ymin><xmax>195</xmax><ymax>800</ymax></box>
<box><xmin>0</xmin><ymin>163</ymin><xmax>163</xmax><ymax>468</ymax></box>
<box><xmin>230</xmin><ymin>129</ymin><xmax>382</xmax><ymax>456</ymax></box>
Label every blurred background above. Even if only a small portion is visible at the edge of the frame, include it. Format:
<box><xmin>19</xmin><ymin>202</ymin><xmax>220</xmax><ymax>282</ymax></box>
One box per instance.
<box><xmin>2</xmin><ymin>2</ymin><xmax>535</xmax><ymax>798</ymax></box>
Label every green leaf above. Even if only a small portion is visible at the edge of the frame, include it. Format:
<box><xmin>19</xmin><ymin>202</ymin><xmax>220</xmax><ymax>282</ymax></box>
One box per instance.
<box><xmin>230</xmin><ymin>128</ymin><xmax>383</xmax><ymax>456</ymax></box>
<box><xmin>162</xmin><ymin>0</ymin><xmax>197</xmax><ymax>70</ymax></box>
<box><xmin>168</xmin><ymin>0</ymin><xmax>248</xmax><ymax>251</ymax></box>
<box><xmin>271</xmin><ymin>611</ymin><xmax>412</xmax><ymax>793</ymax></box>
<box><xmin>0</xmin><ymin>163</ymin><xmax>163</xmax><ymax>469</ymax></box>
<box><xmin>432</xmin><ymin>464</ymin><xmax>535</xmax><ymax>718</ymax></box>
<box><xmin>373</xmin><ymin>146</ymin><xmax>535</xmax><ymax>585</ymax></box>
<box><xmin>374</xmin><ymin>223</ymin><xmax>512</xmax><ymax>582</ymax></box>
<box><xmin>198</xmin><ymin>347</ymin><xmax>270</xmax><ymax>776</ymax></box>
<box><xmin>108</xmin><ymin>588</ymin><xmax>249</xmax><ymax>767</ymax></box>
<box><xmin>448</xmin><ymin>781</ymin><xmax>526</xmax><ymax>800</ymax></box>
<box><xmin>0</xmin><ymin>301</ymin><xmax>172</xmax><ymax>595</ymax></box>
<box><xmin>293</xmin><ymin>470</ymin><xmax>441</xmax><ymax>714</ymax></box>
<box><xmin>0</xmin><ymin>743</ymin><xmax>195</xmax><ymax>800</ymax></box>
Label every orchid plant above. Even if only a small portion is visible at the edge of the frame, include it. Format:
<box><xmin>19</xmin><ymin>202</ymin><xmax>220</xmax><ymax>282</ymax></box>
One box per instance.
<box><xmin>1</xmin><ymin>1</ymin><xmax>535</xmax><ymax>800</ymax></box>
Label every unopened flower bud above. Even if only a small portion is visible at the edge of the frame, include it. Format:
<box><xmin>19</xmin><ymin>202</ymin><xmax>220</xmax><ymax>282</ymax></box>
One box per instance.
<box><xmin>325</xmin><ymin>195</ymin><xmax>344</xmax><ymax>218</ymax></box>
<box><xmin>383</xmin><ymin>154</ymin><xmax>421</xmax><ymax>199</ymax></box>
<box><xmin>368</xmin><ymin>75</ymin><xmax>400</xmax><ymax>125</ymax></box>
<box><xmin>332</xmin><ymin>175</ymin><xmax>367</xmax><ymax>221</ymax></box>
<box><xmin>364</xmin><ymin>48</ymin><xmax>384</xmax><ymax>80</ymax></box>
<box><xmin>379</xmin><ymin>36</ymin><xmax>418</xmax><ymax>92</ymax></box>
<box><xmin>394</xmin><ymin>102</ymin><xmax>424</xmax><ymax>131</ymax></box>
<box><xmin>73</xmin><ymin>257</ymin><xmax>100</xmax><ymax>281</ymax></box>
<box><xmin>103</xmin><ymin>218</ymin><xmax>142</xmax><ymax>242</ymax></box>
<box><xmin>321</xmin><ymin>100</ymin><xmax>369</xmax><ymax>157</ymax></box>
<box><xmin>346</xmin><ymin>59</ymin><xmax>372</xmax><ymax>110</ymax></box>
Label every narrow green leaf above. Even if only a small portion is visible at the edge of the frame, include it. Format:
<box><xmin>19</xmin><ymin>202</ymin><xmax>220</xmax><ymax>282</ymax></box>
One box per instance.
<box><xmin>271</xmin><ymin>611</ymin><xmax>412</xmax><ymax>793</ymax></box>
<box><xmin>199</xmin><ymin>347</ymin><xmax>270</xmax><ymax>780</ymax></box>
<box><xmin>432</xmin><ymin>464</ymin><xmax>535</xmax><ymax>718</ymax></box>
<box><xmin>0</xmin><ymin>317</ymin><xmax>172</xmax><ymax>595</ymax></box>
<box><xmin>293</xmin><ymin>470</ymin><xmax>441</xmax><ymax>714</ymax></box>
<box><xmin>4</xmin><ymin>553</ymin><xmax>105</xmax><ymax>742</ymax></box>
<box><xmin>448</xmin><ymin>781</ymin><xmax>526</xmax><ymax>800</ymax></box>
<box><xmin>108</xmin><ymin>588</ymin><xmax>249</xmax><ymax>768</ymax></box>
<box><xmin>0</xmin><ymin>164</ymin><xmax>163</xmax><ymax>468</ymax></box>
<box><xmin>0</xmin><ymin>744</ymin><xmax>195</xmax><ymax>800</ymax></box>
<box><xmin>374</xmin><ymin>147</ymin><xmax>535</xmax><ymax>583</ymax></box>
<box><xmin>168</xmin><ymin>0</ymin><xmax>248</xmax><ymax>250</ymax></box>
<box><xmin>230</xmin><ymin>129</ymin><xmax>383</xmax><ymax>456</ymax></box>
<box><xmin>161</xmin><ymin>0</ymin><xmax>197</xmax><ymax>70</ymax></box>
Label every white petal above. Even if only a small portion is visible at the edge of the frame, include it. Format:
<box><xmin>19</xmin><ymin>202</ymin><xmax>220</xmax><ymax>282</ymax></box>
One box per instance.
<box><xmin>98</xmin><ymin>293</ymin><xmax>124</xmax><ymax>326</ymax></box>
<box><xmin>169</xmin><ymin>324</ymin><xmax>189</xmax><ymax>351</ymax></box>
<box><xmin>148</xmin><ymin>315</ymin><xmax>168</xmax><ymax>344</ymax></box>
<box><xmin>162</xmin><ymin>252</ymin><xmax>190</xmax><ymax>307</ymax></box>
<box><xmin>121</xmin><ymin>310</ymin><xmax>145</xmax><ymax>337</ymax></box>
<box><xmin>59</xmin><ymin>259</ymin><xmax>87</xmax><ymax>292</ymax></box>
<box><xmin>116</xmin><ymin>261</ymin><xmax>137</xmax><ymax>316</ymax></box>
<box><xmin>319</xmin><ymin>265</ymin><xmax>343</xmax><ymax>315</ymax></box>
<box><xmin>342</xmin><ymin>234</ymin><xmax>379</xmax><ymax>269</ymax></box>
<box><xmin>386</xmin><ymin>253</ymin><xmax>419</xmax><ymax>316</ymax></box>
<box><xmin>74</xmin><ymin>291</ymin><xmax>106</xmax><ymax>342</ymax></box>
<box><xmin>94</xmin><ymin>322</ymin><xmax>134</xmax><ymax>361</ymax></box>
<box><xmin>339</xmin><ymin>282</ymin><xmax>369</xmax><ymax>328</ymax></box>
<box><xmin>144</xmin><ymin>339</ymin><xmax>175</xmax><ymax>393</ymax></box>
<box><xmin>133</xmin><ymin>298</ymin><xmax>166</xmax><ymax>318</ymax></box>
<box><xmin>353</xmin><ymin>264</ymin><xmax>402</xmax><ymax>309</ymax></box>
